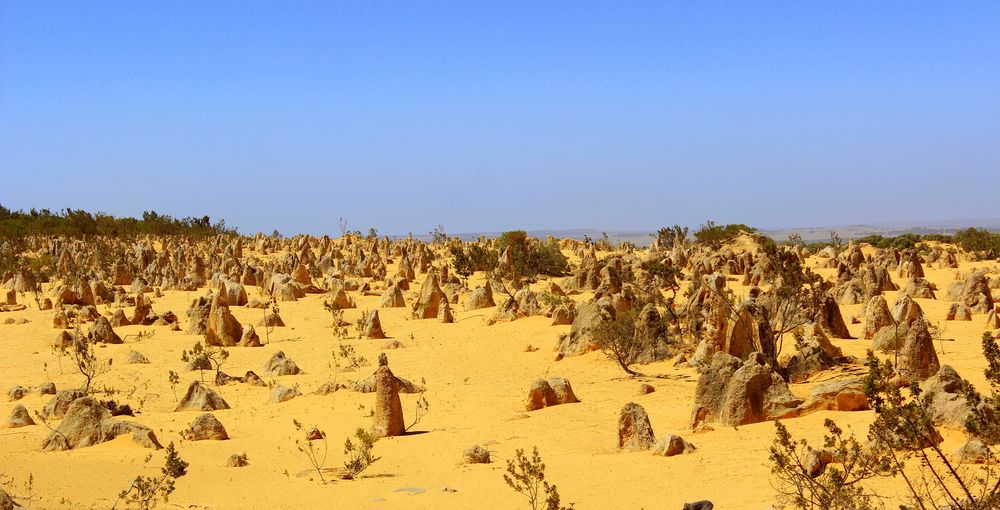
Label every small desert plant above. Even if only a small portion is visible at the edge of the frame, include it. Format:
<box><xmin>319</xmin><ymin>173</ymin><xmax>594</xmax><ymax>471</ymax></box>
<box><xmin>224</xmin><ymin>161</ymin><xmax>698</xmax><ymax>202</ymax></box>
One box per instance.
<box><xmin>180</xmin><ymin>341</ymin><xmax>229</xmax><ymax>383</ymax></box>
<box><xmin>503</xmin><ymin>447</ymin><xmax>573</xmax><ymax>510</ymax></box>
<box><xmin>112</xmin><ymin>442</ymin><xmax>188</xmax><ymax>510</ymax></box>
<box><xmin>590</xmin><ymin>307</ymin><xmax>646</xmax><ymax>376</ymax></box>
<box><xmin>167</xmin><ymin>370</ymin><xmax>180</xmax><ymax>402</ymax></box>
<box><xmin>293</xmin><ymin>420</ymin><xmax>329</xmax><ymax>484</ymax></box>
<box><xmin>354</xmin><ymin>309</ymin><xmax>371</xmax><ymax>339</ymax></box>
<box><xmin>429</xmin><ymin>224</ymin><xmax>449</xmax><ymax>244</ymax></box>
<box><xmin>407</xmin><ymin>391</ymin><xmax>429</xmax><ymax>432</ymax></box>
<box><xmin>652</xmin><ymin>224</ymin><xmax>689</xmax><ymax>249</ymax></box>
<box><xmin>537</xmin><ymin>291</ymin><xmax>573</xmax><ymax>309</ymax></box>
<box><xmin>61</xmin><ymin>332</ymin><xmax>112</xmax><ymax>392</ymax></box>
<box><xmin>341</xmin><ymin>428</ymin><xmax>380</xmax><ymax>480</ymax></box>
<box><xmin>335</xmin><ymin>343</ymin><xmax>368</xmax><ymax>372</ymax></box>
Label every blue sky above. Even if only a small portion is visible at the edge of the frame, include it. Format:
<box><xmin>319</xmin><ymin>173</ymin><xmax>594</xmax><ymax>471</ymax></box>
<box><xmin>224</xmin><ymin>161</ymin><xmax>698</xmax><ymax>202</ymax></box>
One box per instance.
<box><xmin>2</xmin><ymin>1</ymin><xmax>998</xmax><ymax>235</ymax></box>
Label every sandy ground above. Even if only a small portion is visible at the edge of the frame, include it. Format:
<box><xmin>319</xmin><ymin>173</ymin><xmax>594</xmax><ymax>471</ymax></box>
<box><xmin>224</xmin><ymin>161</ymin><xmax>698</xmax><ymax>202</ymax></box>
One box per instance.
<box><xmin>0</xmin><ymin>251</ymin><xmax>997</xmax><ymax>509</ymax></box>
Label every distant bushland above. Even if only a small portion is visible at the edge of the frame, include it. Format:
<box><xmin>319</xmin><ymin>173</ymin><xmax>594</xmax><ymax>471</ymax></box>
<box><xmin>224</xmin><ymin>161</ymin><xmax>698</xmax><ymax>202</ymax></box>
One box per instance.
<box><xmin>0</xmin><ymin>205</ymin><xmax>237</xmax><ymax>239</ymax></box>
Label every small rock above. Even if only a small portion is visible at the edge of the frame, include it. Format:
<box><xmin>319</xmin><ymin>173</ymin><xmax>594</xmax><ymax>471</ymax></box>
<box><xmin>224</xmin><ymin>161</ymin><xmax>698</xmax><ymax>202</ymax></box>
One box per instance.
<box><xmin>268</xmin><ymin>385</ymin><xmax>301</xmax><ymax>404</ymax></box>
<box><xmin>184</xmin><ymin>413</ymin><xmax>229</xmax><ymax>441</ymax></box>
<box><xmin>225</xmin><ymin>453</ymin><xmax>249</xmax><ymax>467</ymax></box>
<box><xmin>125</xmin><ymin>350</ymin><xmax>150</xmax><ymax>364</ymax></box>
<box><xmin>3</xmin><ymin>404</ymin><xmax>35</xmax><ymax>428</ymax></box>
<box><xmin>651</xmin><ymin>434</ymin><xmax>695</xmax><ymax>457</ymax></box>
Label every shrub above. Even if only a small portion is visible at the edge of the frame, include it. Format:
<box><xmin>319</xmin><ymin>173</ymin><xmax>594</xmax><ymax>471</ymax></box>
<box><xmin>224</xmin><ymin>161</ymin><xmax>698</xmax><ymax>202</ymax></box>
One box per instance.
<box><xmin>503</xmin><ymin>447</ymin><xmax>573</xmax><ymax>510</ymax></box>
<box><xmin>341</xmin><ymin>428</ymin><xmax>380</xmax><ymax>480</ymax></box>
<box><xmin>769</xmin><ymin>419</ymin><xmax>894</xmax><ymax>509</ymax></box>
<box><xmin>954</xmin><ymin>227</ymin><xmax>1000</xmax><ymax>258</ymax></box>
<box><xmin>692</xmin><ymin>220</ymin><xmax>757</xmax><ymax>248</ymax></box>
<box><xmin>293</xmin><ymin>420</ymin><xmax>328</xmax><ymax>484</ymax></box>
<box><xmin>113</xmin><ymin>442</ymin><xmax>188</xmax><ymax>510</ymax></box>
<box><xmin>653</xmin><ymin>224</ymin><xmax>689</xmax><ymax>249</ymax></box>
<box><xmin>590</xmin><ymin>307</ymin><xmax>646</xmax><ymax>376</ymax></box>
<box><xmin>450</xmin><ymin>244</ymin><xmax>497</xmax><ymax>278</ymax></box>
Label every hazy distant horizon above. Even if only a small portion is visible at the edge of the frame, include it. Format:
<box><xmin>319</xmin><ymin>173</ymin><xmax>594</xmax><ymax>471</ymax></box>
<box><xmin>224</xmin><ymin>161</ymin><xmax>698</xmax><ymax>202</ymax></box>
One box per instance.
<box><xmin>2</xmin><ymin>2</ymin><xmax>998</xmax><ymax>235</ymax></box>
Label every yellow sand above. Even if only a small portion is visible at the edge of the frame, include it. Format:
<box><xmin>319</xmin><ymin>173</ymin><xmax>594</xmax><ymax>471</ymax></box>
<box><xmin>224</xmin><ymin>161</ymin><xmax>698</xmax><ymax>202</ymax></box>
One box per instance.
<box><xmin>0</xmin><ymin>250</ymin><xmax>996</xmax><ymax>509</ymax></box>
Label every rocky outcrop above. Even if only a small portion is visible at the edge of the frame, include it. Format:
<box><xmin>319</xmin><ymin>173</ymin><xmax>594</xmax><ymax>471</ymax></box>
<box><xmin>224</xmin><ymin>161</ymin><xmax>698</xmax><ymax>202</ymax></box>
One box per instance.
<box><xmin>41</xmin><ymin>396</ymin><xmax>161</xmax><ymax>451</ymax></box>
<box><xmin>691</xmin><ymin>352</ymin><xmax>801</xmax><ymax>428</ymax></box>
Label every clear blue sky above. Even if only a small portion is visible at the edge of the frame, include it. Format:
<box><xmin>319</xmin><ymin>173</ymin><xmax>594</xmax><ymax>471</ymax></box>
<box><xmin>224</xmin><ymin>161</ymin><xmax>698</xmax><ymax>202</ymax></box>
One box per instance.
<box><xmin>2</xmin><ymin>1</ymin><xmax>998</xmax><ymax>235</ymax></box>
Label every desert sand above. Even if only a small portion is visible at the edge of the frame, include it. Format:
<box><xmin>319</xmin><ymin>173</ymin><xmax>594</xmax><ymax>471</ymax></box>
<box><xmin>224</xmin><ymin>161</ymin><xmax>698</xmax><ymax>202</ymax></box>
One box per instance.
<box><xmin>1</xmin><ymin>236</ymin><xmax>998</xmax><ymax>510</ymax></box>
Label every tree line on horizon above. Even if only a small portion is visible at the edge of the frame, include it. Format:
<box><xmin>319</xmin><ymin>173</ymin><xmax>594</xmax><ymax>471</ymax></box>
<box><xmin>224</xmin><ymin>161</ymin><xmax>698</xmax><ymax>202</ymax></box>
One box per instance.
<box><xmin>0</xmin><ymin>205</ymin><xmax>237</xmax><ymax>239</ymax></box>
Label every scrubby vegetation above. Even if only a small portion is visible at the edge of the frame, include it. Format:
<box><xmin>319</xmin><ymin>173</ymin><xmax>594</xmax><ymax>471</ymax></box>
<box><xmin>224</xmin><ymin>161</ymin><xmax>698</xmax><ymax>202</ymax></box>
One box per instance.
<box><xmin>494</xmin><ymin>230</ymin><xmax>570</xmax><ymax>278</ymax></box>
<box><xmin>0</xmin><ymin>205</ymin><xmax>237</xmax><ymax>239</ymax></box>
<box><xmin>341</xmin><ymin>428</ymin><xmax>381</xmax><ymax>480</ymax></box>
<box><xmin>771</xmin><ymin>334</ymin><xmax>1000</xmax><ymax>509</ymax></box>
<box><xmin>692</xmin><ymin>220</ymin><xmax>757</xmax><ymax>248</ymax></box>
<box><xmin>504</xmin><ymin>447</ymin><xmax>573</xmax><ymax>510</ymax></box>
<box><xmin>113</xmin><ymin>443</ymin><xmax>188</xmax><ymax>510</ymax></box>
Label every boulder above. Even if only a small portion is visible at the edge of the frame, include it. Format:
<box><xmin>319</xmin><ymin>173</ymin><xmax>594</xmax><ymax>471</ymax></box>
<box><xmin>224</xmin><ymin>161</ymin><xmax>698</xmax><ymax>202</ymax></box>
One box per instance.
<box><xmin>175</xmin><ymin>381</ymin><xmax>230</xmax><ymax>411</ymax></box>
<box><xmin>691</xmin><ymin>352</ymin><xmax>801</xmax><ymax>428</ymax></box>
<box><xmin>651</xmin><ymin>434</ymin><xmax>696</xmax><ymax>457</ymax></box>
<box><xmin>953</xmin><ymin>440</ymin><xmax>993</xmax><ymax>464</ymax></box>
<box><xmin>88</xmin><ymin>316</ymin><xmax>122</xmax><ymax>344</ymax></box>
<box><xmin>41</xmin><ymin>396</ymin><xmax>161</xmax><ymax>451</ymax></box>
<box><xmin>217</xmin><ymin>280</ymin><xmax>248</xmax><ymax>307</ymax></box>
<box><xmin>412</xmin><ymin>273</ymin><xmax>444</xmax><ymax>319</ymax></box>
<box><xmin>3</xmin><ymin>404</ymin><xmax>35</xmax><ymax>428</ymax></box>
<box><xmin>205</xmin><ymin>295</ymin><xmax>243</xmax><ymax>347</ymax></box>
<box><xmin>42</xmin><ymin>389</ymin><xmax>87</xmax><ymax>419</ymax></box>
<box><xmin>556</xmin><ymin>301</ymin><xmax>614</xmax><ymax>355</ymax></box>
<box><xmin>264</xmin><ymin>351</ymin><xmax>301</xmax><ymax>376</ymax></box>
<box><xmin>901</xmin><ymin>277</ymin><xmax>936</xmax><ymax>299</ymax></box>
<box><xmin>184</xmin><ymin>413</ymin><xmax>229</xmax><ymax>440</ymax></box>
<box><xmin>798</xmin><ymin>379</ymin><xmax>869</xmax><ymax>414</ymax></box>
<box><xmin>131</xmin><ymin>293</ymin><xmax>152</xmax><ymax>325</ymax></box>
<box><xmin>7</xmin><ymin>386</ymin><xmax>28</xmax><ymax>401</ymax></box>
<box><xmin>618</xmin><ymin>402</ymin><xmax>656</xmax><ymax>452</ymax></box>
<box><xmin>918</xmin><ymin>365</ymin><xmax>1000</xmax><ymax>434</ymax></box>
<box><xmin>951</xmin><ymin>270</ymin><xmax>994</xmax><ymax>314</ymax></box>
<box><xmin>862</xmin><ymin>295</ymin><xmax>894</xmax><ymax>340</ymax></box>
<box><xmin>525</xmin><ymin>378</ymin><xmax>579</xmax><ymax>411</ymax></box>
<box><xmin>550</xmin><ymin>304</ymin><xmax>575</xmax><ymax>325</ymax></box>
<box><xmin>946</xmin><ymin>302</ymin><xmax>973</xmax><ymax>321</ymax></box>
<box><xmin>891</xmin><ymin>295</ymin><xmax>924</xmax><ymax>327</ymax></box>
<box><xmin>898</xmin><ymin>318</ymin><xmax>940</xmax><ymax>383</ymax></box>
<box><xmin>817</xmin><ymin>296</ymin><xmax>851</xmax><ymax>339</ymax></box>
<box><xmin>225</xmin><ymin>453</ymin><xmax>250</xmax><ymax>467</ymax></box>
<box><xmin>362</xmin><ymin>310</ymin><xmax>386</xmax><ymax>339</ymax></box>
<box><xmin>109</xmin><ymin>309</ymin><xmax>130</xmax><ymax>327</ymax></box>
<box><xmin>257</xmin><ymin>313</ymin><xmax>285</xmax><ymax>327</ymax></box>
<box><xmin>267</xmin><ymin>385</ymin><xmax>301</xmax><ymax>404</ymax></box>
<box><xmin>0</xmin><ymin>489</ymin><xmax>18</xmax><ymax>510</ymax></box>
<box><xmin>379</xmin><ymin>284</ymin><xmax>406</xmax><ymax>308</ymax></box>
<box><xmin>464</xmin><ymin>285</ymin><xmax>495</xmax><ymax>311</ymax></box>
